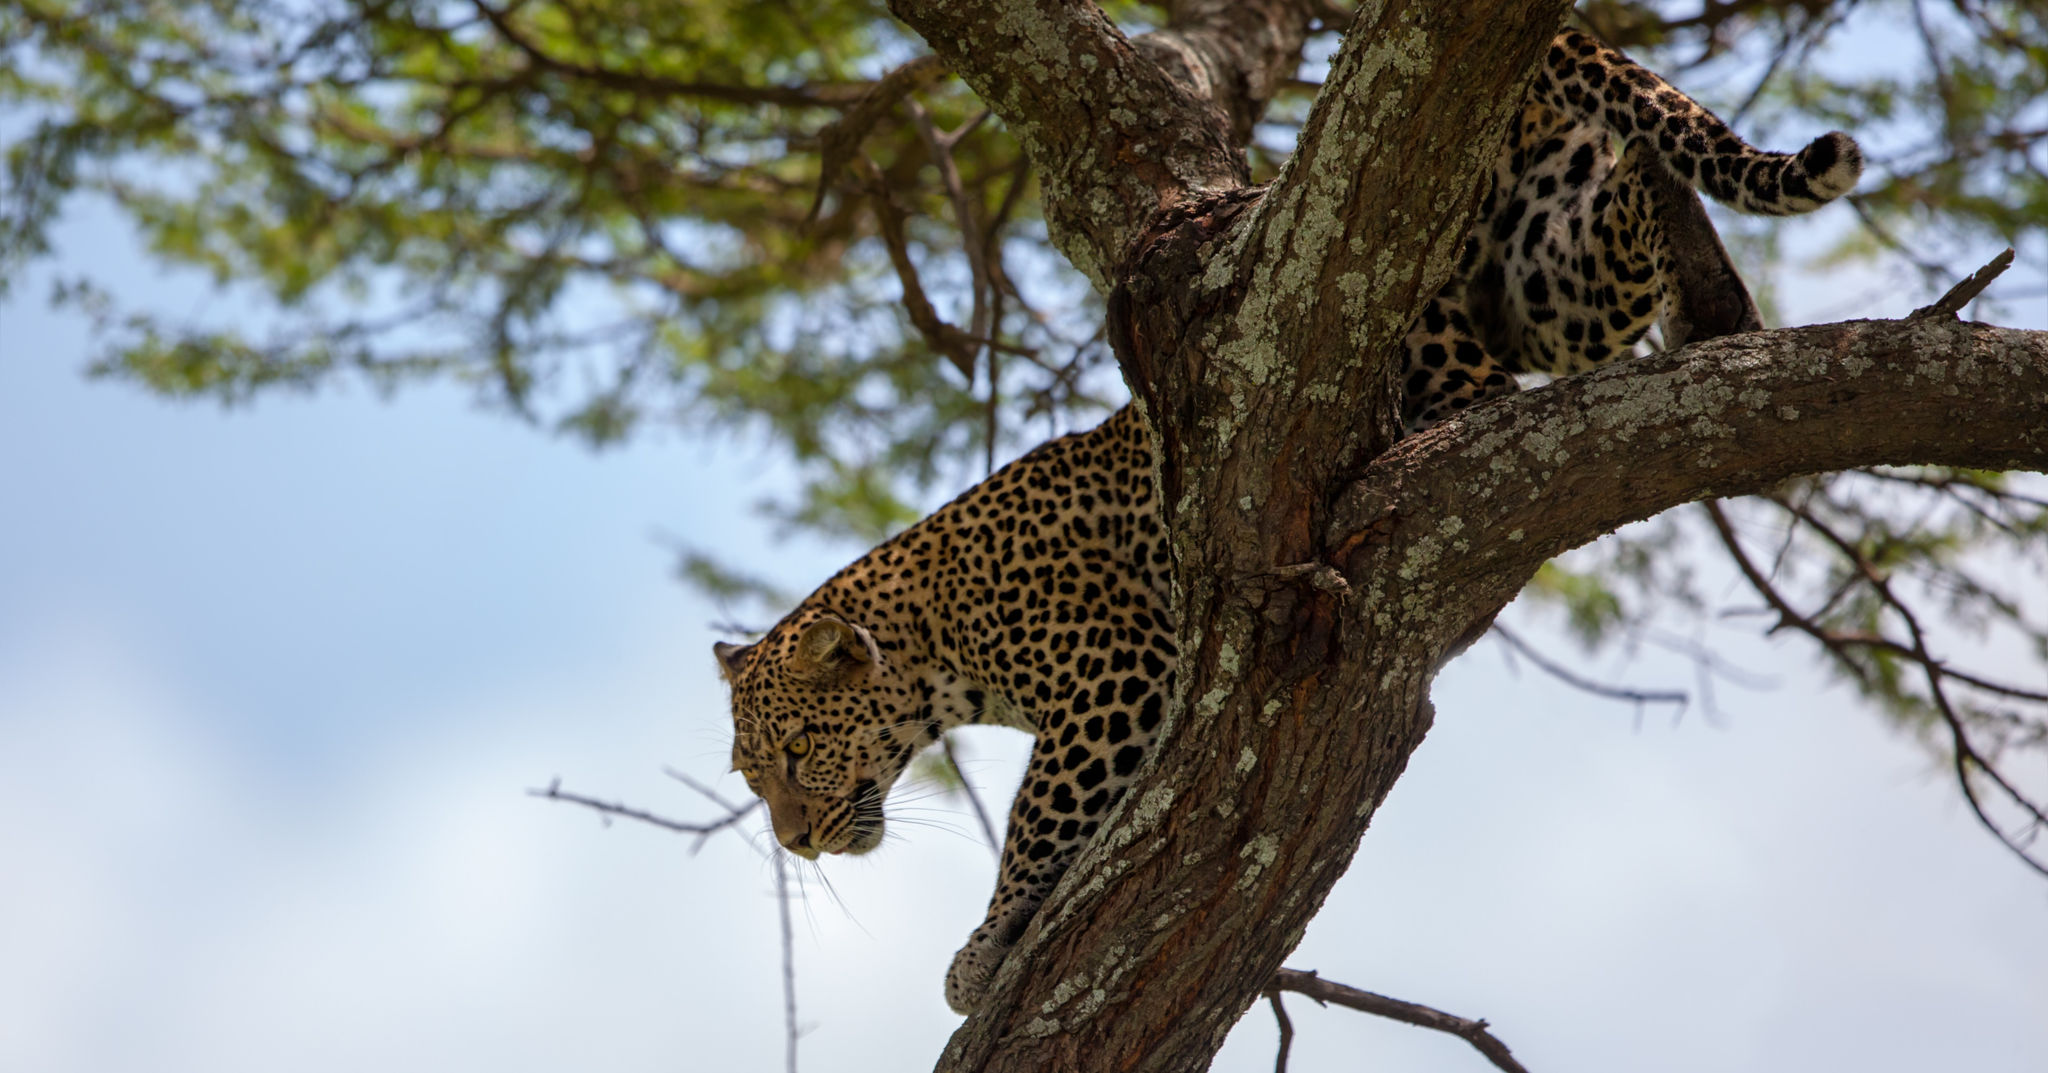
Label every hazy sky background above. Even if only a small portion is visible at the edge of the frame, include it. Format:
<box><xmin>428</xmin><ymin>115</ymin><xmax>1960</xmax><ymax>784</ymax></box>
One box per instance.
<box><xmin>5</xmin><ymin>33</ymin><xmax>2048</xmax><ymax>1073</ymax></box>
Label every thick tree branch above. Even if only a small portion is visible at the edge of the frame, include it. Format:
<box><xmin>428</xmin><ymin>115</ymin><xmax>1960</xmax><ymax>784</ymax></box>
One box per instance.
<box><xmin>888</xmin><ymin>2</ymin><xmax>2047</xmax><ymax>1070</ymax></box>
<box><xmin>931</xmin><ymin>6</ymin><xmax>1580</xmax><ymax>1071</ymax></box>
<box><xmin>1329</xmin><ymin>318</ymin><xmax>2048</xmax><ymax>643</ymax></box>
<box><xmin>1118</xmin><ymin>1</ymin><xmax>1573</xmax><ymax>553</ymax></box>
<box><xmin>883</xmin><ymin>0</ymin><xmax>1314</xmax><ymax>287</ymax></box>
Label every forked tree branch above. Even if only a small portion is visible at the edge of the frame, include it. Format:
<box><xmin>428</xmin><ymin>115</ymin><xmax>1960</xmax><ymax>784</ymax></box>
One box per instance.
<box><xmin>1273</xmin><ymin>969</ymin><xmax>1532</xmax><ymax>1073</ymax></box>
<box><xmin>872</xmin><ymin>3</ymin><xmax>2047</xmax><ymax>1070</ymax></box>
<box><xmin>882</xmin><ymin>0</ymin><xmax>1315</xmax><ymax>287</ymax></box>
<box><xmin>529</xmin><ymin>776</ymin><xmax>759</xmax><ymax>852</ymax></box>
<box><xmin>1703</xmin><ymin>496</ymin><xmax>2048</xmax><ymax>877</ymax></box>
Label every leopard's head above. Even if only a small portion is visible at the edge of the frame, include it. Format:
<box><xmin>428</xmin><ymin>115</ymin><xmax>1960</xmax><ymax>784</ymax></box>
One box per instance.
<box><xmin>717</xmin><ymin>614</ymin><xmax>919</xmax><ymax>859</ymax></box>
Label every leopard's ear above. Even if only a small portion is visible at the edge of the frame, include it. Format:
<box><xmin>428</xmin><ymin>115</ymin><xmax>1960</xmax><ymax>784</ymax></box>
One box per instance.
<box><xmin>792</xmin><ymin>617</ymin><xmax>879</xmax><ymax>684</ymax></box>
<box><xmin>713</xmin><ymin>640</ymin><xmax>754</xmax><ymax>680</ymax></box>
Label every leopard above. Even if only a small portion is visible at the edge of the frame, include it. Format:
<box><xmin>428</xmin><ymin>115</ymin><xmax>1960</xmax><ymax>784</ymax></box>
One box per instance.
<box><xmin>1402</xmin><ymin>30</ymin><xmax>1862</xmax><ymax>430</ymax></box>
<box><xmin>716</xmin><ymin>404</ymin><xmax>1171</xmax><ymax>1014</ymax></box>
<box><xmin>716</xmin><ymin>29</ymin><xmax>1861</xmax><ymax>1016</ymax></box>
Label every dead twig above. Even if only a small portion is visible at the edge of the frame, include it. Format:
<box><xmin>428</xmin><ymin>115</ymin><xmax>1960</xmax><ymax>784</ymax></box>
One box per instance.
<box><xmin>1910</xmin><ymin>247</ymin><xmax>2016</xmax><ymax>320</ymax></box>
<box><xmin>1703</xmin><ymin>499</ymin><xmax>2048</xmax><ymax>878</ymax></box>
<box><xmin>1265</xmin><ymin>988</ymin><xmax>1295</xmax><ymax>1073</ymax></box>
<box><xmin>773</xmin><ymin>852</ymin><xmax>801</xmax><ymax>1073</ymax></box>
<box><xmin>941</xmin><ymin>732</ymin><xmax>1003</xmax><ymax>855</ymax></box>
<box><xmin>1771</xmin><ymin>497</ymin><xmax>2048</xmax><ymax>877</ymax></box>
<box><xmin>1491</xmin><ymin>622</ymin><xmax>1689</xmax><ymax>715</ymax></box>
<box><xmin>1271</xmin><ymin>969</ymin><xmax>1530</xmax><ymax>1073</ymax></box>
<box><xmin>529</xmin><ymin>777</ymin><xmax>759</xmax><ymax>854</ymax></box>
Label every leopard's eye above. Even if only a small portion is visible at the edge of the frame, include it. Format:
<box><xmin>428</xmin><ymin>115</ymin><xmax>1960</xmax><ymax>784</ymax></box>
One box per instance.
<box><xmin>785</xmin><ymin>733</ymin><xmax>812</xmax><ymax>758</ymax></box>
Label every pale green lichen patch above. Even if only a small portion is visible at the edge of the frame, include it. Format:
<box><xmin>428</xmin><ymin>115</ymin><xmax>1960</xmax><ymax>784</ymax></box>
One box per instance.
<box><xmin>1397</xmin><ymin>535</ymin><xmax>1443</xmax><ymax>581</ymax></box>
<box><xmin>1024</xmin><ymin>1017</ymin><xmax>1061</xmax><ymax>1038</ymax></box>
<box><xmin>1235</xmin><ymin>833</ymin><xmax>1281</xmax><ymax>891</ymax></box>
<box><xmin>1105</xmin><ymin>785</ymin><xmax>1176</xmax><ymax>851</ymax></box>
<box><xmin>1045</xmin><ymin>975</ymin><xmax>1087</xmax><ymax>1013</ymax></box>
<box><xmin>1236</xmin><ymin>746</ymin><xmax>1258</xmax><ymax>774</ymax></box>
<box><xmin>1195</xmin><ymin>686</ymin><xmax>1231</xmax><ymax>717</ymax></box>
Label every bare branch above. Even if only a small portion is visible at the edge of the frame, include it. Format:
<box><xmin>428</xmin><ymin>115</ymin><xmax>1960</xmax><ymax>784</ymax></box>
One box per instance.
<box><xmin>942</xmin><ymin>732</ymin><xmax>1004</xmax><ymax>855</ymax></box>
<box><xmin>1264</xmin><ymin>988</ymin><xmax>1294</xmax><ymax>1073</ymax></box>
<box><xmin>1491</xmin><ymin>622</ymin><xmax>1690</xmax><ymax>714</ymax></box>
<box><xmin>1272</xmin><ymin>969</ymin><xmax>1531</xmax><ymax>1073</ymax></box>
<box><xmin>1769</xmin><ymin>498</ymin><xmax>2048</xmax><ymax>876</ymax></box>
<box><xmin>1704</xmin><ymin>498</ymin><xmax>2048</xmax><ymax>876</ymax></box>
<box><xmin>529</xmin><ymin>777</ymin><xmax>758</xmax><ymax>853</ymax></box>
<box><xmin>883</xmin><ymin>0</ymin><xmax>1313</xmax><ymax>286</ymax></box>
<box><xmin>809</xmin><ymin>55</ymin><xmax>949</xmax><ymax>222</ymax></box>
<box><xmin>1911</xmin><ymin>247</ymin><xmax>2017</xmax><ymax>319</ymax></box>
<box><xmin>858</xmin><ymin>159</ymin><xmax>980</xmax><ymax>379</ymax></box>
<box><xmin>773</xmin><ymin>852</ymin><xmax>800</xmax><ymax>1073</ymax></box>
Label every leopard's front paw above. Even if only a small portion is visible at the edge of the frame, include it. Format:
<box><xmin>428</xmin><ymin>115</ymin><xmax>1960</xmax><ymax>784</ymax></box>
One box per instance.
<box><xmin>945</xmin><ymin>916</ymin><xmax>1020</xmax><ymax>1014</ymax></box>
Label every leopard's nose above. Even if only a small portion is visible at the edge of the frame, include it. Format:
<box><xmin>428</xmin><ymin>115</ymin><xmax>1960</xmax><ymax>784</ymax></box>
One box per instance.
<box><xmin>784</xmin><ymin>831</ymin><xmax>819</xmax><ymax>860</ymax></box>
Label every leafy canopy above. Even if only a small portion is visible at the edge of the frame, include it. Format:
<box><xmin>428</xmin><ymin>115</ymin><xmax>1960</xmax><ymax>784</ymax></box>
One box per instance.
<box><xmin>4</xmin><ymin>0</ymin><xmax>2047</xmax><ymax>863</ymax></box>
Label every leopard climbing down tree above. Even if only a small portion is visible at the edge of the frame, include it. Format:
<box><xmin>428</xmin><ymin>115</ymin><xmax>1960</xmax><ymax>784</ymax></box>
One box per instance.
<box><xmin>717</xmin><ymin>405</ymin><xmax>1171</xmax><ymax>1014</ymax></box>
<box><xmin>718</xmin><ymin>29</ymin><xmax>1861</xmax><ymax>1015</ymax></box>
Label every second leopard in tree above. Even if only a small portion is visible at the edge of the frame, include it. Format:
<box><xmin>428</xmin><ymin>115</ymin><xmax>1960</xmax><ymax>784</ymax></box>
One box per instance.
<box><xmin>1402</xmin><ymin>30</ymin><xmax>1862</xmax><ymax>430</ymax></box>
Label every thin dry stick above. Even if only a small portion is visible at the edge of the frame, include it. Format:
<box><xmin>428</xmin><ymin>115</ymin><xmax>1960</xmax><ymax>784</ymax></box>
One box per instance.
<box><xmin>907</xmin><ymin>101</ymin><xmax>996</xmax><ymax>350</ymax></box>
<box><xmin>809</xmin><ymin>54</ymin><xmax>949</xmax><ymax>220</ymax></box>
<box><xmin>1910</xmin><ymin>247</ymin><xmax>2015</xmax><ymax>319</ymax></box>
<box><xmin>907</xmin><ymin>100</ymin><xmax>1005</xmax><ymax>475</ymax></box>
<box><xmin>1265</xmin><ymin>989</ymin><xmax>1295</xmax><ymax>1073</ymax></box>
<box><xmin>1771</xmin><ymin>497</ymin><xmax>2048</xmax><ymax>876</ymax></box>
<box><xmin>1492</xmin><ymin>622</ymin><xmax>1690</xmax><ymax>713</ymax></box>
<box><xmin>773</xmin><ymin>852</ymin><xmax>800</xmax><ymax>1073</ymax></box>
<box><xmin>1703</xmin><ymin>499</ymin><xmax>2048</xmax><ymax>878</ymax></box>
<box><xmin>528</xmin><ymin>778</ymin><xmax>759</xmax><ymax>853</ymax></box>
<box><xmin>942</xmin><ymin>732</ymin><xmax>1003</xmax><ymax>854</ymax></box>
<box><xmin>1272</xmin><ymin>969</ymin><xmax>1530</xmax><ymax>1073</ymax></box>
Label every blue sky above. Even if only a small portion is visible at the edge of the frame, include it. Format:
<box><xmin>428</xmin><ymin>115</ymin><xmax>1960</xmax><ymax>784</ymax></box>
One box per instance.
<box><xmin>5</xmin><ymin>97</ymin><xmax>2048</xmax><ymax>1073</ymax></box>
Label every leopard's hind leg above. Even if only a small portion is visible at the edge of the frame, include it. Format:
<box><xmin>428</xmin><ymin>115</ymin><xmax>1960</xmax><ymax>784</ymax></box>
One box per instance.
<box><xmin>1401</xmin><ymin>288</ymin><xmax>1520</xmax><ymax>432</ymax></box>
<box><xmin>1501</xmin><ymin>138</ymin><xmax>1671</xmax><ymax>376</ymax></box>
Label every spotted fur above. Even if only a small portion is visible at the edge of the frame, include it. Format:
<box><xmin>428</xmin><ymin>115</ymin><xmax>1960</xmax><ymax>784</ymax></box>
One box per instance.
<box><xmin>718</xmin><ymin>406</ymin><xmax>1169</xmax><ymax>1013</ymax></box>
<box><xmin>1402</xmin><ymin>30</ymin><xmax>1862</xmax><ymax>430</ymax></box>
<box><xmin>720</xmin><ymin>30</ymin><xmax>1861</xmax><ymax>1016</ymax></box>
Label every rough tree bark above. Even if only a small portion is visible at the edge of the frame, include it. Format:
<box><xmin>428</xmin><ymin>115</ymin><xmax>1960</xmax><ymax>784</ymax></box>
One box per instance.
<box><xmin>874</xmin><ymin>1</ymin><xmax>2048</xmax><ymax>1069</ymax></box>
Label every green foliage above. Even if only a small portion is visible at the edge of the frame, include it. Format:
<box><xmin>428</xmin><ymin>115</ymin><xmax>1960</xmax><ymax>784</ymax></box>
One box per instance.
<box><xmin>5</xmin><ymin>0</ymin><xmax>2041</xmax><ymax>528</ymax></box>
<box><xmin>6</xmin><ymin>0</ymin><xmax>2045</xmax><ymax>862</ymax></box>
<box><xmin>3</xmin><ymin>1</ymin><xmax>2043</xmax><ymax>619</ymax></box>
<box><xmin>1</xmin><ymin>0</ymin><xmax>1106</xmax><ymax>559</ymax></box>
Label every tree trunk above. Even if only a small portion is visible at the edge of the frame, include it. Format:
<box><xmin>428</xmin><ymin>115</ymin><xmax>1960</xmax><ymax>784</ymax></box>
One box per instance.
<box><xmin>877</xmin><ymin>1</ymin><xmax>2048</xmax><ymax>1068</ymax></box>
